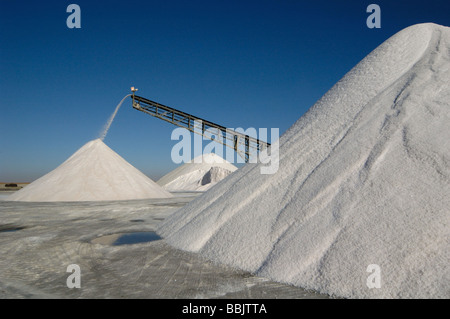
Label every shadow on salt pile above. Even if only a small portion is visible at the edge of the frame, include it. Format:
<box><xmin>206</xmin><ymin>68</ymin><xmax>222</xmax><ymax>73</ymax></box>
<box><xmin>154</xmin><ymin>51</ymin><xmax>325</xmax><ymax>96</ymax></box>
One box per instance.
<box><xmin>0</xmin><ymin>224</ymin><xmax>26</xmax><ymax>233</ymax></box>
<box><xmin>91</xmin><ymin>231</ymin><xmax>161</xmax><ymax>246</ymax></box>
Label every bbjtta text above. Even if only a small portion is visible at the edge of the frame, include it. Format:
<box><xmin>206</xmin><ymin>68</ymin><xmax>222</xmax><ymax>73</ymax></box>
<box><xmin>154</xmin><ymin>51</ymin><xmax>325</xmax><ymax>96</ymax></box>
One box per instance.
<box><xmin>182</xmin><ymin>303</ymin><xmax>267</xmax><ymax>316</ymax></box>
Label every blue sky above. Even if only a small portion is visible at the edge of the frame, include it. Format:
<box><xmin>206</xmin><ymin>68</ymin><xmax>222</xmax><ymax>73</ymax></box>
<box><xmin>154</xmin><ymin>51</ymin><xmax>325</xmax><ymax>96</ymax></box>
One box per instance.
<box><xmin>1</xmin><ymin>0</ymin><xmax>449</xmax><ymax>181</ymax></box>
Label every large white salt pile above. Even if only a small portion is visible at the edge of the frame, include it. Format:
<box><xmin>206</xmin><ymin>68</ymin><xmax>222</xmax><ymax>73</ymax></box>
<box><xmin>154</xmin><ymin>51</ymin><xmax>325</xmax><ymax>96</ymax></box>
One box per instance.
<box><xmin>157</xmin><ymin>153</ymin><xmax>237</xmax><ymax>192</ymax></box>
<box><xmin>8</xmin><ymin>139</ymin><xmax>172</xmax><ymax>202</ymax></box>
<box><xmin>158</xmin><ymin>23</ymin><xmax>450</xmax><ymax>298</ymax></box>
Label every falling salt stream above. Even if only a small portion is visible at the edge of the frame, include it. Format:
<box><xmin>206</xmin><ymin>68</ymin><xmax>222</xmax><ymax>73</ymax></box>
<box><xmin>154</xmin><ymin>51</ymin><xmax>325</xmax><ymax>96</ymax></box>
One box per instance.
<box><xmin>99</xmin><ymin>94</ymin><xmax>132</xmax><ymax>141</ymax></box>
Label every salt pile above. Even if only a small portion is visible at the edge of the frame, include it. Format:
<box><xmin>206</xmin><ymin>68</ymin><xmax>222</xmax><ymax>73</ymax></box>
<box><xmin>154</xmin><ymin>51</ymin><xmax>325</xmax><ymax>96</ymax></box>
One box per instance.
<box><xmin>158</xmin><ymin>23</ymin><xmax>450</xmax><ymax>298</ymax></box>
<box><xmin>157</xmin><ymin>153</ymin><xmax>238</xmax><ymax>192</ymax></box>
<box><xmin>8</xmin><ymin>139</ymin><xmax>172</xmax><ymax>202</ymax></box>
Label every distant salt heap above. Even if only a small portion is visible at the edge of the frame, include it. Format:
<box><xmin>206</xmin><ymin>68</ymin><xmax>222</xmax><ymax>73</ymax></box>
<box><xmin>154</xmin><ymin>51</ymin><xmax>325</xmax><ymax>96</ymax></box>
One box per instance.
<box><xmin>157</xmin><ymin>153</ymin><xmax>238</xmax><ymax>192</ymax></box>
<box><xmin>8</xmin><ymin>139</ymin><xmax>172</xmax><ymax>202</ymax></box>
<box><xmin>158</xmin><ymin>23</ymin><xmax>450</xmax><ymax>298</ymax></box>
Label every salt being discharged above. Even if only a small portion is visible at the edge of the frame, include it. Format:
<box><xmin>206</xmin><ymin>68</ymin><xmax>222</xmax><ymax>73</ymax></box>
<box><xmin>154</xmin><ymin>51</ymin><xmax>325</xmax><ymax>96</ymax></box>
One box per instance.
<box><xmin>9</xmin><ymin>94</ymin><xmax>172</xmax><ymax>202</ymax></box>
<box><xmin>99</xmin><ymin>94</ymin><xmax>131</xmax><ymax>141</ymax></box>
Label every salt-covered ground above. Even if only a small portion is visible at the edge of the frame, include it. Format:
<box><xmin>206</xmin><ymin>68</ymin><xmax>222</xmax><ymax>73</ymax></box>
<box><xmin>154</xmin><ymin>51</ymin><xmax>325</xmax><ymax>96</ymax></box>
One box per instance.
<box><xmin>0</xmin><ymin>193</ymin><xmax>328</xmax><ymax>299</ymax></box>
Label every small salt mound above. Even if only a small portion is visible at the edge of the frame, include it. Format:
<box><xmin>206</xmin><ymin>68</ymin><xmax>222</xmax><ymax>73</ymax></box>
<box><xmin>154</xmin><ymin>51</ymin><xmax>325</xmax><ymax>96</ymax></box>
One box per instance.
<box><xmin>158</xmin><ymin>23</ymin><xmax>450</xmax><ymax>298</ymax></box>
<box><xmin>200</xmin><ymin>167</ymin><xmax>233</xmax><ymax>186</ymax></box>
<box><xmin>157</xmin><ymin>153</ymin><xmax>237</xmax><ymax>191</ymax></box>
<box><xmin>8</xmin><ymin>139</ymin><xmax>172</xmax><ymax>202</ymax></box>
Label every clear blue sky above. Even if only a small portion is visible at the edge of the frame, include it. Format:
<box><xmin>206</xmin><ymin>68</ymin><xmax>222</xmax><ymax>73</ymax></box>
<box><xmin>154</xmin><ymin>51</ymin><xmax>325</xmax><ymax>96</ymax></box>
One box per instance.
<box><xmin>1</xmin><ymin>0</ymin><xmax>449</xmax><ymax>181</ymax></box>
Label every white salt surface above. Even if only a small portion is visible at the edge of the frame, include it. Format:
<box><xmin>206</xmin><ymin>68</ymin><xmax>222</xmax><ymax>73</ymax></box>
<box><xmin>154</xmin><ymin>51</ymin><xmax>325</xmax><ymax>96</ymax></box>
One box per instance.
<box><xmin>8</xmin><ymin>139</ymin><xmax>172</xmax><ymax>202</ymax></box>
<box><xmin>0</xmin><ymin>196</ymin><xmax>328</xmax><ymax>298</ymax></box>
<box><xmin>0</xmin><ymin>193</ymin><xmax>13</xmax><ymax>200</ymax></box>
<box><xmin>157</xmin><ymin>153</ymin><xmax>237</xmax><ymax>192</ymax></box>
<box><xmin>158</xmin><ymin>23</ymin><xmax>450</xmax><ymax>298</ymax></box>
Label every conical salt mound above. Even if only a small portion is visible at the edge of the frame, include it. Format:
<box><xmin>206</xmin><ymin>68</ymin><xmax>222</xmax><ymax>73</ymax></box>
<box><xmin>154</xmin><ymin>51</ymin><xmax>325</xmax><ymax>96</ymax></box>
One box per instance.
<box><xmin>8</xmin><ymin>139</ymin><xmax>173</xmax><ymax>202</ymax></box>
<box><xmin>158</xmin><ymin>23</ymin><xmax>450</xmax><ymax>298</ymax></box>
<box><xmin>157</xmin><ymin>153</ymin><xmax>238</xmax><ymax>191</ymax></box>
